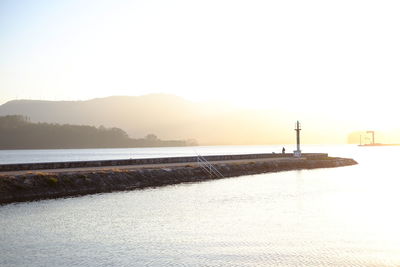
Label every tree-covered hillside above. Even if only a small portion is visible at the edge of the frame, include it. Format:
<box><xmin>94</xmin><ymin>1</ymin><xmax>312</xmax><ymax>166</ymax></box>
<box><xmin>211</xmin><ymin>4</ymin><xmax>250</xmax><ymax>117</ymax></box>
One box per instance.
<box><xmin>0</xmin><ymin>115</ymin><xmax>194</xmax><ymax>149</ymax></box>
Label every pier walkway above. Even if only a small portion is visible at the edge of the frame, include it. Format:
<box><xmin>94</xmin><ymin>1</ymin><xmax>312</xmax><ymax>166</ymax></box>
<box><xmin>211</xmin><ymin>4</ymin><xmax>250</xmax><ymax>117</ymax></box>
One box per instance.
<box><xmin>0</xmin><ymin>157</ymin><xmax>303</xmax><ymax>176</ymax></box>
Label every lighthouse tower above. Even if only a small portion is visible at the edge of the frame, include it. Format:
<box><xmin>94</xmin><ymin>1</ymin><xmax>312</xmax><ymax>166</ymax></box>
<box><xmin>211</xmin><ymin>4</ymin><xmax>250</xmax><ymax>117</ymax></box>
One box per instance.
<box><xmin>294</xmin><ymin>121</ymin><xmax>302</xmax><ymax>157</ymax></box>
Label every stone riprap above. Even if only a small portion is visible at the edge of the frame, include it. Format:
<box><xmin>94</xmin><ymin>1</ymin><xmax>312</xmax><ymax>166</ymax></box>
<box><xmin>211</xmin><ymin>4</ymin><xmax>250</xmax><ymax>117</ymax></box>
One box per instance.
<box><xmin>0</xmin><ymin>154</ymin><xmax>357</xmax><ymax>204</ymax></box>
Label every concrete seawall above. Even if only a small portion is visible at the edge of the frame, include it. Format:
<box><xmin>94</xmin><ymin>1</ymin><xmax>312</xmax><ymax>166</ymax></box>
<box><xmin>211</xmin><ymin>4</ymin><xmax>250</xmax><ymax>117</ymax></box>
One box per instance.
<box><xmin>0</xmin><ymin>153</ymin><xmax>328</xmax><ymax>172</ymax></box>
<box><xmin>0</xmin><ymin>154</ymin><xmax>357</xmax><ymax>204</ymax></box>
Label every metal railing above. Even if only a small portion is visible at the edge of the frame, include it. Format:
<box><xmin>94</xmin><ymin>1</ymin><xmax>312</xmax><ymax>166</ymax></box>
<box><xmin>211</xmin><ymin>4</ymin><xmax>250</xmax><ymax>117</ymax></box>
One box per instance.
<box><xmin>197</xmin><ymin>155</ymin><xmax>224</xmax><ymax>178</ymax></box>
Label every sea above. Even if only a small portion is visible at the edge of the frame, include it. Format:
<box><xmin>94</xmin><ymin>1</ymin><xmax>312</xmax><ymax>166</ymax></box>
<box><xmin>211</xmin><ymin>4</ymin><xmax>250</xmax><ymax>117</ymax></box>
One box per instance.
<box><xmin>1</xmin><ymin>145</ymin><xmax>400</xmax><ymax>266</ymax></box>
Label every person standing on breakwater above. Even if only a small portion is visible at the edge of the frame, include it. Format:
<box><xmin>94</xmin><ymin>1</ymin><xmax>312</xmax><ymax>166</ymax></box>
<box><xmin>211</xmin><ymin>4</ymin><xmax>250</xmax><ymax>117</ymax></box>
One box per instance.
<box><xmin>282</xmin><ymin>147</ymin><xmax>286</xmax><ymax>154</ymax></box>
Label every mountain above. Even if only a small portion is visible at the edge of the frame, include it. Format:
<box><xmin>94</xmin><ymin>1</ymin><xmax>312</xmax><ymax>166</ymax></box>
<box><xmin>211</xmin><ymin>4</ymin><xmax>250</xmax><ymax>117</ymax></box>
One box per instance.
<box><xmin>0</xmin><ymin>94</ymin><xmax>345</xmax><ymax>145</ymax></box>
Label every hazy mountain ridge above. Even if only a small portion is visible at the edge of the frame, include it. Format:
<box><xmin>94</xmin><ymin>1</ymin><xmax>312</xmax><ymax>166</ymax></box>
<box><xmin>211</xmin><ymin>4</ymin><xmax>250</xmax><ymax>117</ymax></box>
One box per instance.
<box><xmin>0</xmin><ymin>94</ymin><xmax>347</xmax><ymax>145</ymax></box>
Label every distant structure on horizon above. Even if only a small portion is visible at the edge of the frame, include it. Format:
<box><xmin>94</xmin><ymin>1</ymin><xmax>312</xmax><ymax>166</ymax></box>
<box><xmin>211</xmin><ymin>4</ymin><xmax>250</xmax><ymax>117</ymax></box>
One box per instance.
<box><xmin>358</xmin><ymin>130</ymin><xmax>400</xmax><ymax>146</ymax></box>
<box><xmin>366</xmin><ymin>130</ymin><xmax>375</xmax><ymax>145</ymax></box>
<box><xmin>359</xmin><ymin>130</ymin><xmax>376</xmax><ymax>146</ymax></box>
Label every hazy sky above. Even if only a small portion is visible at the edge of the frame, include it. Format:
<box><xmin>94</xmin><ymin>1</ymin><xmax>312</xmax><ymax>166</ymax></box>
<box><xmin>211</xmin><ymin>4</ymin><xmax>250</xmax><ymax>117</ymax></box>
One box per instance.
<box><xmin>1</xmin><ymin>0</ymin><xmax>399</xmax><ymax>129</ymax></box>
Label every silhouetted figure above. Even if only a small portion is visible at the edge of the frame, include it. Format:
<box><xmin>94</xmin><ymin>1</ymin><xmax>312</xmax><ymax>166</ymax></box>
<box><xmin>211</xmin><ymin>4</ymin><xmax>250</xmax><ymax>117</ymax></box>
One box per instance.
<box><xmin>282</xmin><ymin>147</ymin><xmax>286</xmax><ymax>154</ymax></box>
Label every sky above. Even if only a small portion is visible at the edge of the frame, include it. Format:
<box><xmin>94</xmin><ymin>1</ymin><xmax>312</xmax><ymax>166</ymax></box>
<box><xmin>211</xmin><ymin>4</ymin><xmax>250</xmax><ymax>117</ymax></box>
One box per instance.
<box><xmin>1</xmin><ymin>0</ymin><xmax>400</xmax><ymax>131</ymax></box>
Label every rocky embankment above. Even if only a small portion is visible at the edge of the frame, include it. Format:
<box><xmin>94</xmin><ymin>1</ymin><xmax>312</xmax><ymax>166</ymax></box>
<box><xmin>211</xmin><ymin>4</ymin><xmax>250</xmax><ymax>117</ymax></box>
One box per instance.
<box><xmin>0</xmin><ymin>157</ymin><xmax>357</xmax><ymax>204</ymax></box>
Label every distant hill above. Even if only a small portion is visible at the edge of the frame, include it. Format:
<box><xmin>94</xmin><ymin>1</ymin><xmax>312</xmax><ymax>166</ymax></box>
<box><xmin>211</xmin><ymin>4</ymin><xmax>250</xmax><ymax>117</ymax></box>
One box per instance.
<box><xmin>0</xmin><ymin>115</ymin><xmax>191</xmax><ymax>149</ymax></box>
<box><xmin>0</xmin><ymin>94</ymin><xmax>347</xmax><ymax>145</ymax></box>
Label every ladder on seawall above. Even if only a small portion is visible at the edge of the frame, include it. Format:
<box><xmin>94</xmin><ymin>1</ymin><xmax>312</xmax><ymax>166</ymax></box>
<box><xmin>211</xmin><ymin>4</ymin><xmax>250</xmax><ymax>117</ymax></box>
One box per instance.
<box><xmin>197</xmin><ymin>155</ymin><xmax>224</xmax><ymax>178</ymax></box>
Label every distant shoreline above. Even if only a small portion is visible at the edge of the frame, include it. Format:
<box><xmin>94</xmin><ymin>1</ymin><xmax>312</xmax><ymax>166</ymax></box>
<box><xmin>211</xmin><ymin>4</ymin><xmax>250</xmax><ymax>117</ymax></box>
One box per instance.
<box><xmin>0</xmin><ymin>144</ymin><xmax>193</xmax><ymax>150</ymax></box>
<box><xmin>358</xmin><ymin>144</ymin><xmax>400</xmax><ymax>147</ymax></box>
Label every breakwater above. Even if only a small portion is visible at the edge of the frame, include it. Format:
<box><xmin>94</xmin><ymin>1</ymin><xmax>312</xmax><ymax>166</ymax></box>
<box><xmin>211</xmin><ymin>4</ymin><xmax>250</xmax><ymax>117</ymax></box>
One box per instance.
<box><xmin>0</xmin><ymin>154</ymin><xmax>357</xmax><ymax>204</ymax></box>
<box><xmin>0</xmin><ymin>153</ymin><xmax>327</xmax><ymax>172</ymax></box>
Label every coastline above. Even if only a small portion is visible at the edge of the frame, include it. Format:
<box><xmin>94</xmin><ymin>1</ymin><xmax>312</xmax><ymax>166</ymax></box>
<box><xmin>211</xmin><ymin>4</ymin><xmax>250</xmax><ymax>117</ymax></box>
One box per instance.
<box><xmin>0</xmin><ymin>154</ymin><xmax>357</xmax><ymax>204</ymax></box>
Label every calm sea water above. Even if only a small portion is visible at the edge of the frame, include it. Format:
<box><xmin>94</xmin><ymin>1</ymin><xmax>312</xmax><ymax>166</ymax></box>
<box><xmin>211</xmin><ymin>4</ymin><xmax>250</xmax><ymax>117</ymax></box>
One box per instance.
<box><xmin>1</xmin><ymin>145</ymin><xmax>400</xmax><ymax>266</ymax></box>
